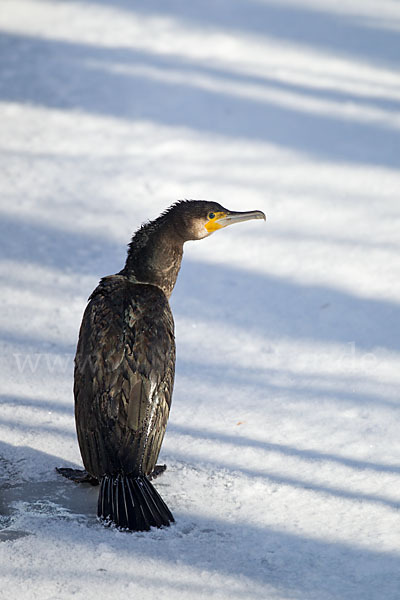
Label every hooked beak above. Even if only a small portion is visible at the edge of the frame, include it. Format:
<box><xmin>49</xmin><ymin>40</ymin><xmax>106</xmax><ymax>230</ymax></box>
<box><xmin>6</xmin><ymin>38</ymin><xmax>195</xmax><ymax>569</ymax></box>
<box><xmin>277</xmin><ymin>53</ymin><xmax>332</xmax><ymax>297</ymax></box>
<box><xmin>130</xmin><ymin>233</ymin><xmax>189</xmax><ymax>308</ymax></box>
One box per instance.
<box><xmin>215</xmin><ymin>210</ymin><xmax>266</xmax><ymax>228</ymax></box>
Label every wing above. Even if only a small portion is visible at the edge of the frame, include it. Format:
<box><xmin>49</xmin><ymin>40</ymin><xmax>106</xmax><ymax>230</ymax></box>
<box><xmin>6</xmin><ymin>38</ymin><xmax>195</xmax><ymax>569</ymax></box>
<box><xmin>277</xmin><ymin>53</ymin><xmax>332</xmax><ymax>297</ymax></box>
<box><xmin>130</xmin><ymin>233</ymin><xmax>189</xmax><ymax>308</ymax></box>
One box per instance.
<box><xmin>74</xmin><ymin>275</ymin><xmax>175</xmax><ymax>478</ymax></box>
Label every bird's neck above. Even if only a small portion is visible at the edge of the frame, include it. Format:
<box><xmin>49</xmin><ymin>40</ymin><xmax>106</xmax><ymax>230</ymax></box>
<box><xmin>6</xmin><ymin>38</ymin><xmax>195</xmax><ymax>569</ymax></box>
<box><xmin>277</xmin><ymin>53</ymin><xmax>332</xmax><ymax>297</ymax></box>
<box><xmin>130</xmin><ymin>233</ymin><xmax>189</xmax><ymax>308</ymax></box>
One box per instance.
<box><xmin>122</xmin><ymin>219</ymin><xmax>184</xmax><ymax>298</ymax></box>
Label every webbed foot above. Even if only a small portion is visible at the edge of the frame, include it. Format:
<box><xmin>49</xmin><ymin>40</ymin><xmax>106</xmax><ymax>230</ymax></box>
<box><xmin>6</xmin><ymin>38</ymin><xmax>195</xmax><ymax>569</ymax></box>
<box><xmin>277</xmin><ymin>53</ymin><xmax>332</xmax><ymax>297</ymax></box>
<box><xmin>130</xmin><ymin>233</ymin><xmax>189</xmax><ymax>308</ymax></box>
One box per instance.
<box><xmin>148</xmin><ymin>464</ymin><xmax>167</xmax><ymax>480</ymax></box>
<box><xmin>56</xmin><ymin>467</ymin><xmax>99</xmax><ymax>486</ymax></box>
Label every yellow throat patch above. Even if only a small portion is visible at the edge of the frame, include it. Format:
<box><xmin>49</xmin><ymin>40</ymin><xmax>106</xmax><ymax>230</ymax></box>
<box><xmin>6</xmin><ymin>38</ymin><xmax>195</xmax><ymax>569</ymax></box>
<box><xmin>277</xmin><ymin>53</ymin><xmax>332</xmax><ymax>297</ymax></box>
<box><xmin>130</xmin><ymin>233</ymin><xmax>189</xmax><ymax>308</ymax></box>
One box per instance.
<box><xmin>205</xmin><ymin>211</ymin><xmax>227</xmax><ymax>232</ymax></box>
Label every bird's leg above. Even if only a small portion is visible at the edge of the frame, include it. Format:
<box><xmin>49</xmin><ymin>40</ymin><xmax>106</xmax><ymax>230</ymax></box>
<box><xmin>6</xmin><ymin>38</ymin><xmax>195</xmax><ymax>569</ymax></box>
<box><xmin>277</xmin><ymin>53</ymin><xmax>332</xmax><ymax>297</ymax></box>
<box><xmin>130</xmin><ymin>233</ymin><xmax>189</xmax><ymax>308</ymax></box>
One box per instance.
<box><xmin>148</xmin><ymin>464</ymin><xmax>167</xmax><ymax>480</ymax></box>
<box><xmin>56</xmin><ymin>467</ymin><xmax>99</xmax><ymax>486</ymax></box>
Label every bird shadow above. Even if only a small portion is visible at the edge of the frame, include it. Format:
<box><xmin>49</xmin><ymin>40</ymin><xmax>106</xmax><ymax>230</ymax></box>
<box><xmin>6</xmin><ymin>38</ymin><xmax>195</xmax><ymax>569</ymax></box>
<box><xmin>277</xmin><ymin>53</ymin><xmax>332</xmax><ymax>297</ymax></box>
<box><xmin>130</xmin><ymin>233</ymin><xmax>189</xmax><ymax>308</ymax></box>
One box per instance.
<box><xmin>0</xmin><ymin>438</ymin><xmax>399</xmax><ymax>599</ymax></box>
<box><xmin>1</xmin><ymin>3</ymin><xmax>400</xmax><ymax>596</ymax></box>
<box><xmin>0</xmin><ymin>440</ymin><xmax>98</xmax><ymax>537</ymax></box>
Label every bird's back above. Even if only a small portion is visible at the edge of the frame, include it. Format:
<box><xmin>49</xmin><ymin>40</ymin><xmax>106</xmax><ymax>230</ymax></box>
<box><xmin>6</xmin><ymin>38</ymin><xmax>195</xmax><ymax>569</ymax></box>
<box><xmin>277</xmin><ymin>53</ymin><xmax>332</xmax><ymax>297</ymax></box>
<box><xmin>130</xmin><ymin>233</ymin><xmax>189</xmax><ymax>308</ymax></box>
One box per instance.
<box><xmin>74</xmin><ymin>274</ymin><xmax>175</xmax><ymax>479</ymax></box>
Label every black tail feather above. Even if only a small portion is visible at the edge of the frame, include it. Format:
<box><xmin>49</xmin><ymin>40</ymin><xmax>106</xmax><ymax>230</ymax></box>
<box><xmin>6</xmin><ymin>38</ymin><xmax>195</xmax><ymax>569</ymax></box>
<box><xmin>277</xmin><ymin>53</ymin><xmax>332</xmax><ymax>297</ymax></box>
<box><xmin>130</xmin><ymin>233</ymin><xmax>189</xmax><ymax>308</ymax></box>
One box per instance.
<box><xmin>97</xmin><ymin>474</ymin><xmax>174</xmax><ymax>531</ymax></box>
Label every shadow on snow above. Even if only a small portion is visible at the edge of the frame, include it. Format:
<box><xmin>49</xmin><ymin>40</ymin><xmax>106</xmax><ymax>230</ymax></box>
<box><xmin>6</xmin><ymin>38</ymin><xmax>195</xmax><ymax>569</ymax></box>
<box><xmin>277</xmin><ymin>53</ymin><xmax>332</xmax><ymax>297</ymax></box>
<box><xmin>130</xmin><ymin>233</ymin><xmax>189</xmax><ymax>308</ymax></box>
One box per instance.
<box><xmin>0</xmin><ymin>31</ymin><xmax>399</xmax><ymax>168</ymax></box>
<box><xmin>61</xmin><ymin>0</ymin><xmax>400</xmax><ymax>68</ymax></box>
<box><xmin>0</xmin><ymin>440</ymin><xmax>399</xmax><ymax>599</ymax></box>
<box><xmin>2</xmin><ymin>213</ymin><xmax>399</xmax><ymax>355</ymax></box>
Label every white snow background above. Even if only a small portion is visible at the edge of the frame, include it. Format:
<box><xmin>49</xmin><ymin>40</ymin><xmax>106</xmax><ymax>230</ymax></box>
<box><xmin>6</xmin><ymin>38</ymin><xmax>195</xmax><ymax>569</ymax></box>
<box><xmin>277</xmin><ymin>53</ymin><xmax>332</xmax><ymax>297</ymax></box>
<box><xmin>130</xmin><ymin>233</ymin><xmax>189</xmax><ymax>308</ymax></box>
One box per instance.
<box><xmin>0</xmin><ymin>0</ymin><xmax>400</xmax><ymax>598</ymax></box>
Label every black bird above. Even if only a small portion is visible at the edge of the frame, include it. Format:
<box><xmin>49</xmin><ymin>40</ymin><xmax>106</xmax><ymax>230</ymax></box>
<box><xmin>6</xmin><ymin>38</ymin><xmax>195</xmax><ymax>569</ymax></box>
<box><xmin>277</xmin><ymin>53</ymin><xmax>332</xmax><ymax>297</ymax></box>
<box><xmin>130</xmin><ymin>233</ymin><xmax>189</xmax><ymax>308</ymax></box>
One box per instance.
<box><xmin>58</xmin><ymin>200</ymin><xmax>266</xmax><ymax>531</ymax></box>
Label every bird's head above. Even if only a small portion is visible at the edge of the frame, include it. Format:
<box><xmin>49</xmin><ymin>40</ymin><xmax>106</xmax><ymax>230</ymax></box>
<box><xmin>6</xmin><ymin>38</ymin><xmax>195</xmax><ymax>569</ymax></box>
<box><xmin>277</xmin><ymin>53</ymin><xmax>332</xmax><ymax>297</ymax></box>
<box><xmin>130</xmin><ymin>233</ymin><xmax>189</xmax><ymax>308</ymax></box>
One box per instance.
<box><xmin>169</xmin><ymin>200</ymin><xmax>266</xmax><ymax>241</ymax></box>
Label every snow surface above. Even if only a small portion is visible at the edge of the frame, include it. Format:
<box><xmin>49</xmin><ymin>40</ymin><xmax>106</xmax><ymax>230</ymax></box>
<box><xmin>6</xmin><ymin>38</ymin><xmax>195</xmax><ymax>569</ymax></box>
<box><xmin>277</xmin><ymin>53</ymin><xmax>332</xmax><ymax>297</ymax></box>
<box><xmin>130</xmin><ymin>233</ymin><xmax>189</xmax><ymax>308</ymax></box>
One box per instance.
<box><xmin>1</xmin><ymin>0</ymin><xmax>400</xmax><ymax>598</ymax></box>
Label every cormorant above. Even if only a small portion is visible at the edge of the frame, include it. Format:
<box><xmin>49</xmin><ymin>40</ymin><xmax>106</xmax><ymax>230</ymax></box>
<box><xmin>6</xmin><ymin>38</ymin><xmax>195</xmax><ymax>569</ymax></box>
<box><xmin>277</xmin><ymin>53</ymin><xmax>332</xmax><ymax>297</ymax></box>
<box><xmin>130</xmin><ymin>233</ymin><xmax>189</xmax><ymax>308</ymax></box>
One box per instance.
<box><xmin>58</xmin><ymin>200</ymin><xmax>266</xmax><ymax>531</ymax></box>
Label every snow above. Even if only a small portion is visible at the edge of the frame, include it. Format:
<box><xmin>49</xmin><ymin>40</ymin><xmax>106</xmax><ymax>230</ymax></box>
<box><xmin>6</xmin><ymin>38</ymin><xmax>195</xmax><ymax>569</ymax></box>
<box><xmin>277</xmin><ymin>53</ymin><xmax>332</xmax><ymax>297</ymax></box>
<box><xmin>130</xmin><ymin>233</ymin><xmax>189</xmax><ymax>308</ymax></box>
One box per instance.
<box><xmin>1</xmin><ymin>0</ymin><xmax>400</xmax><ymax>598</ymax></box>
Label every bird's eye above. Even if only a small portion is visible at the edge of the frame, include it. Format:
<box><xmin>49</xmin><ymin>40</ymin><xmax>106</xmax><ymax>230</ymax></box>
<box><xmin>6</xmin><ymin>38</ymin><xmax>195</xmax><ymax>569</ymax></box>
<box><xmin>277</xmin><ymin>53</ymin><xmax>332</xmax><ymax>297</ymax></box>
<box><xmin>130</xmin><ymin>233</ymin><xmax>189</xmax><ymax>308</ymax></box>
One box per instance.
<box><xmin>208</xmin><ymin>212</ymin><xmax>215</xmax><ymax>220</ymax></box>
